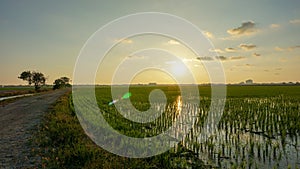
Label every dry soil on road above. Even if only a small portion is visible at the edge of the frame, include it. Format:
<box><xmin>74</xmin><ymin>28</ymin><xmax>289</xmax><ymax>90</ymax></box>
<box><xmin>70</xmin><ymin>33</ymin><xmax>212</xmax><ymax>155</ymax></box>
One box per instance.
<box><xmin>0</xmin><ymin>89</ymin><xmax>69</xmax><ymax>168</ymax></box>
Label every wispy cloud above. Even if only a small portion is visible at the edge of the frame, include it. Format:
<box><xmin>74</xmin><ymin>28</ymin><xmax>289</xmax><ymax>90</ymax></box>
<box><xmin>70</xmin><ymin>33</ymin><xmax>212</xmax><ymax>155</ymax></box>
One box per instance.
<box><xmin>126</xmin><ymin>55</ymin><xmax>144</xmax><ymax>59</ymax></box>
<box><xmin>227</xmin><ymin>21</ymin><xmax>258</xmax><ymax>36</ymax></box>
<box><xmin>274</xmin><ymin>46</ymin><xmax>284</xmax><ymax>51</ymax></box>
<box><xmin>230</xmin><ymin>63</ymin><xmax>254</xmax><ymax>71</ymax></box>
<box><xmin>289</xmin><ymin>19</ymin><xmax>300</xmax><ymax>24</ymax></box>
<box><xmin>182</xmin><ymin>58</ymin><xmax>197</xmax><ymax>62</ymax></box>
<box><xmin>230</xmin><ymin>56</ymin><xmax>246</xmax><ymax>60</ymax></box>
<box><xmin>225</xmin><ymin>47</ymin><xmax>237</xmax><ymax>52</ymax></box>
<box><xmin>203</xmin><ymin>31</ymin><xmax>214</xmax><ymax>39</ymax></box>
<box><xmin>209</xmin><ymin>48</ymin><xmax>225</xmax><ymax>53</ymax></box>
<box><xmin>270</xmin><ymin>24</ymin><xmax>280</xmax><ymax>29</ymax></box>
<box><xmin>196</xmin><ymin>56</ymin><xmax>214</xmax><ymax>61</ymax></box>
<box><xmin>215</xmin><ymin>56</ymin><xmax>227</xmax><ymax>61</ymax></box>
<box><xmin>274</xmin><ymin>45</ymin><xmax>300</xmax><ymax>51</ymax></box>
<box><xmin>288</xmin><ymin>45</ymin><xmax>300</xmax><ymax>51</ymax></box>
<box><xmin>245</xmin><ymin>63</ymin><xmax>254</xmax><ymax>67</ymax></box>
<box><xmin>114</xmin><ymin>38</ymin><xmax>133</xmax><ymax>44</ymax></box>
<box><xmin>253</xmin><ymin>53</ymin><xmax>261</xmax><ymax>57</ymax></box>
<box><xmin>196</xmin><ymin>54</ymin><xmax>246</xmax><ymax>62</ymax></box>
<box><xmin>167</xmin><ymin>39</ymin><xmax>181</xmax><ymax>45</ymax></box>
<box><xmin>239</xmin><ymin>43</ymin><xmax>257</xmax><ymax>50</ymax></box>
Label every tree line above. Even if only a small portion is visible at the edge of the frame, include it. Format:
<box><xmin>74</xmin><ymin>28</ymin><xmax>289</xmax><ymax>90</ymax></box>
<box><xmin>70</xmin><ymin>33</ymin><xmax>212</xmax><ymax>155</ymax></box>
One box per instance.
<box><xmin>18</xmin><ymin>70</ymin><xmax>71</xmax><ymax>91</ymax></box>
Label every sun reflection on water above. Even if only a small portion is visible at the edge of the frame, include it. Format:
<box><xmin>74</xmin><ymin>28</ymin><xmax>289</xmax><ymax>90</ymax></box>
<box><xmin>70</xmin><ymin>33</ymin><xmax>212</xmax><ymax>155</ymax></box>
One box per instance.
<box><xmin>175</xmin><ymin>95</ymin><xmax>182</xmax><ymax>116</ymax></box>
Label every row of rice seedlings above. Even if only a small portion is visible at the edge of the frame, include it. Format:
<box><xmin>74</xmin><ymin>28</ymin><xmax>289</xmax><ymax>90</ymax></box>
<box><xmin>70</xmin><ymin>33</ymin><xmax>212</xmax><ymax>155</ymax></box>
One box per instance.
<box><xmin>90</xmin><ymin>86</ymin><xmax>300</xmax><ymax>168</ymax></box>
<box><xmin>169</xmin><ymin>95</ymin><xmax>299</xmax><ymax>168</ymax></box>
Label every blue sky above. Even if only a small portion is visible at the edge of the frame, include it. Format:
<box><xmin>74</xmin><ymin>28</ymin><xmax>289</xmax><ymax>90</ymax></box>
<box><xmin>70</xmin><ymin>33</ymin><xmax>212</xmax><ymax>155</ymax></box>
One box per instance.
<box><xmin>0</xmin><ymin>0</ymin><xmax>299</xmax><ymax>85</ymax></box>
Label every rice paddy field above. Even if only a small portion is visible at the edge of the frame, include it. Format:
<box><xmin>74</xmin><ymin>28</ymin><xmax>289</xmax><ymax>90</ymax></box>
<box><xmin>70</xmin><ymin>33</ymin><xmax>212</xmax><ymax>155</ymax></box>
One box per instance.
<box><xmin>67</xmin><ymin>85</ymin><xmax>300</xmax><ymax>168</ymax></box>
<box><xmin>37</xmin><ymin>85</ymin><xmax>300</xmax><ymax>168</ymax></box>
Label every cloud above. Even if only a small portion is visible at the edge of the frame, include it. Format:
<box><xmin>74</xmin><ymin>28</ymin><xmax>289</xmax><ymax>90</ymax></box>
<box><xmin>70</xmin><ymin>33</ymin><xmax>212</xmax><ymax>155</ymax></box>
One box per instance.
<box><xmin>225</xmin><ymin>47</ymin><xmax>236</xmax><ymax>52</ymax></box>
<box><xmin>253</xmin><ymin>53</ymin><xmax>261</xmax><ymax>57</ymax></box>
<box><xmin>217</xmin><ymin>55</ymin><xmax>245</xmax><ymax>61</ymax></box>
<box><xmin>209</xmin><ymin>48</ymin><xmax>225</xmax><ymax>53</ymax></box>
<box><xmin>235</xmin><ymin>63</ymin><xmax>252</xmax><ymax>67</ymax></box>
<box><xmin>274</xmin><ymin>46</ymin><xmax>284</xmax><ymax>51</ymax></box>
<box><xmin>203</xmin><ymin>31</ymin><xmax>214</xmax><ymax>39</ymax></box>
<box><xmin>230</xmin><ymin>56</ymin><xmax>246</xmax><ymax>60</ymax></box>
<box><xmin>239</xmin><ymin>43</ymin><xmax>257</xmax><ymax>50</ymax></box>
<box><xmin>167</xmin><ymin>39</ymin><xmax>180</xmax><ymax>45</ymax></box>
<box><xmin>289</xmin><ymin>19</ymin><xmax>300</xmax><ymax>24</ymax></box>
<box><xmin>126</xmin><ymin>55</ymin><xmax>144</xmax><ymax>59</ymax></box>
<box><xmin>227</xmin><ymin>21</ymin><xmax>258</xmax><ymax>36</ymax></box>
<box><xmin>215</xmin><ymin>56</ymin><xmax>227</xmax><ymax>61</ymax></box>
<box><xmin>197</xmin><ymin>55</ymin><xmax>245</xmax><ymax>62</ymax></box>
<box><xmin>114</xmin><ymin>38</ymin><xmax>133</xmax><ymax>44</ymax></box>
<box><xmin>275</xmin><ymin>45</ymin><xmax>300</xmax><ymax>51</ymax></box>
<box><xmin>287</xmin><ymin>45</ymin><xmax>300</xmax><ymax>51</ymax></box>
<box><xmin>245</xmin><ymin>63</ymin><xmax>253</xmax><ymax>67</ymax></box>
<box><xmin>196</xmin><ymin>56</ymin><xmax>214</xmax><ymax>61</ymax></box>
<box><xmin>270</xmin><ymin>24</ymin><xmax>280</xmax><ymax>29</ymax></box>
<box><xmin>182</xmin><ymin>58</ymin><xmax>199</xmax><ymax>63</ymax></box>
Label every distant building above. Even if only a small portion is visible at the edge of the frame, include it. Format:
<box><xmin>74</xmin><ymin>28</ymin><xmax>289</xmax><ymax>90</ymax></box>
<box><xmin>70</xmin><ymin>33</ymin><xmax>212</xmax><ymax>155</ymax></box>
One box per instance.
<box><xmin>245</xmin><ymin>79</ymin><xmax>253</xmax><ymax>84</ymax></box>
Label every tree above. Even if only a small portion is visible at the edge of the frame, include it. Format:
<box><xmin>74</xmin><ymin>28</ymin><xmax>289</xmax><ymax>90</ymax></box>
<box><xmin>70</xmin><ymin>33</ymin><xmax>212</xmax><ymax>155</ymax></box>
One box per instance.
<box><xmin>18</xmin><ymin>71</ymin><xmax>46</xmax><ymax>91</ymax></box>
<box><xmin>53</xmin><ymin>77</ymin><xmax>71</xmax><ymax>90</ymax></box>
<box><xmin>19</xmin><ymin>71</ymin><xmax>32</xmax><ymax>85</ymax></box>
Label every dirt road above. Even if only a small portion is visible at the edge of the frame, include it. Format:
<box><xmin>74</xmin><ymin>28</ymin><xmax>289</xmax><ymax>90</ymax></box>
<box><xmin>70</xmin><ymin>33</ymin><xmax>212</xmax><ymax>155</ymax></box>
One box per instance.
<box><xmin>0</xmin><ymin>89</ymin><xmax>69</xmax><ymax>168</ymax></box>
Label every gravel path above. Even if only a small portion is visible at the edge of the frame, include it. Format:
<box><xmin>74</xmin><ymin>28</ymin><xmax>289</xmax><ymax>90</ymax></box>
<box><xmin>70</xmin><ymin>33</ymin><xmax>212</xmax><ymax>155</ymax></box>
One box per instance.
<box><xmin>0</xmin><ymin>89</ymin><xmax>69</xmax><ymax>168</ymax></box>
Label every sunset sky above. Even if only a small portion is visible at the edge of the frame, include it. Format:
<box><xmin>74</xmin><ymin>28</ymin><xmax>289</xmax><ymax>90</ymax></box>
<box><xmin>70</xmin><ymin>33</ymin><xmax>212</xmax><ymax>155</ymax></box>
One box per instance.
<box><xmin>0</xmin><ymin>0</ymin><xmax>299</xmax><ymax>85</ymax></box>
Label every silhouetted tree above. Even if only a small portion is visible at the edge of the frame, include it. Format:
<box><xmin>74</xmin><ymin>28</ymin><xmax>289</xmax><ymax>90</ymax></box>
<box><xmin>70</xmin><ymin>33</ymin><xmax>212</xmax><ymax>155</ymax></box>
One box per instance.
<box><xmin>18</xmin><ymin>71</ymin><xmax>46</xmax><ymax>91</ymax></box>
<box><xmin>53</xmin><ymin>77</ymin><xmax>71</xmax><ymax>90</ymax></box>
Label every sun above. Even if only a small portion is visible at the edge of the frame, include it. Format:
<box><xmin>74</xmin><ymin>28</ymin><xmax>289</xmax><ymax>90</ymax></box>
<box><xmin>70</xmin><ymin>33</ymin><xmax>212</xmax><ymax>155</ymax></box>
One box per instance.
<box><xmin>171</xmin><ymin>61</ymin><xmax>187</xmax><ymax>76</ymax></box>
